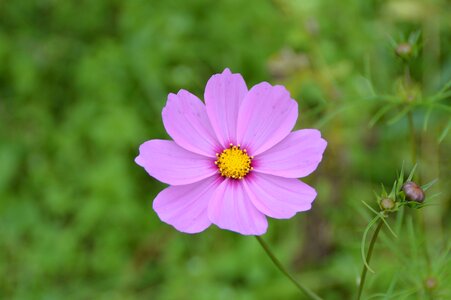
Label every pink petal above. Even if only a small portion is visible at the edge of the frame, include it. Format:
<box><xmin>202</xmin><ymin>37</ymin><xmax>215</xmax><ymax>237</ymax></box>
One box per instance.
<box><xmin>135</xmin><ymin>139</ymin><xmax>216</xmax><ymax>185</ymax></box>
<box><xmin>254</xmin><ymin>129</ymin><xmax>327</xmax><ymax>178</ymax></box>
<box><xmin>205</xmin><ymin>68</ymin><xmax>248</xmax><ymax>147</ymax></box>
<box><xmin>243</xmin><ymin>173</ymin><xmax>316</xmax><ymax>219</ymax></box>
<box><xmin>153</xmin><ymin>176</ymin><xmax>222</xmax><ymax>233</ymax></box>
<box><xmin>208</xmin><ymin>179</ymin><xmax>268</xmax><ymax>235</ymax></box>
<box><xmin>237</xmin><ymin>82</ymin><xmax>298</xmax><ymax>156</ymax></box>
<box><xmin>162</xmin><ymin>90</ymin><xmax>220</xmax><ymax>157</ymax></box>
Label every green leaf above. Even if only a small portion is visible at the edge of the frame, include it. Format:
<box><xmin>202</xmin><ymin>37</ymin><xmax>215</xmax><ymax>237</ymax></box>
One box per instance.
<box><xmin>369</xmin><ymin>104</ymin><xmax>396</xmax><ymax>127</ymax></box>
<box><xmin>421</xmin><ymin>178</ymin><xmax>438</xmax><ymax>191</ymax></box>
<box><xmin>422</xmin><ymin>106</ymin><xmax>433</xmax><ymax>131</ymax></box>
<box><xmin>387</xmin><ymin>105</ymin><xmax>412</xmax><ymax>125</ymax></box>
<box><xmin>361</xmin><ymin>216</ymin><xmax>380</xmax><ymax>274</ymax></box>
<box><xmin>406</xmin><ymin>164</ymin><xmax>417</xmax><ymax>182</ymax></box>
<box><xmin>438</xmin><ymin>119</ymin><xmax>451</xmax><ymax>143</ymax></box>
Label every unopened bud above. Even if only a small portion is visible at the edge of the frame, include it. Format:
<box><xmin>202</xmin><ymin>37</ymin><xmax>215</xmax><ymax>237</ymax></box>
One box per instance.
<box><xmin>395</xmin><ymin>43</ymin><xmax>412</xmax><ymax>59</ymax></box>
<box><xmin>305</xmin><ymin>18</ymin><xmax>319</xmax><ymax>36</ymax></box>
<box><xmin>425</xmin><ymin>277</ymin><xmax>437</xmax><ymax>290</ymax></box>
<box><xmin>380</xmin><ymin>198</ymin><xmax>395</xmax><ymax>211</ymax></box>
<box><xmin>403</xmin><ymin>181</ymin><xmax>425</xmax><ymax>202</ymax></box>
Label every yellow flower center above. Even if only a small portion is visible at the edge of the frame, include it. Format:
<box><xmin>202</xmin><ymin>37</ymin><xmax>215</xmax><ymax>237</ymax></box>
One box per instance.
<box><xmin>215</xmin><ymin>144</ymin><xmax>253</xmax><ymax>179</ymax></box>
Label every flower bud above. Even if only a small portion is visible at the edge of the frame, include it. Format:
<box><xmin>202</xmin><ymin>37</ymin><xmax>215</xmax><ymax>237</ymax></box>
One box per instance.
<box><xmin>395</xmin><ymin>43</ymin><xmax>412</xmax><ymax>60</ymax></box>
<box><xmin>425</xmin><ymin>277</ymin><xmax>437</xmax><ymax>290</ymax></box>
<box><xmin>380</xmin><ymin>197</ymin><xmax>395</xmax><ymax>211</ymax></box>
<box><xmin>403</xmin><ymin>181</ymin><xmax>425</xmax><ymax>202</ymax></box>
<box><xmin>305</xmin><ymin>18</ymin><xmax>319</xmax><ymax>36</ymax></box>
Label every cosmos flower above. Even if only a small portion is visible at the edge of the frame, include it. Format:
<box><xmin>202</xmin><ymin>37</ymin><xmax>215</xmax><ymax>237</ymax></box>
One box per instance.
<box><xmin>136</xmin><ymin>69</ymin><xmax>327</xmax><ymax>235</ymax></box>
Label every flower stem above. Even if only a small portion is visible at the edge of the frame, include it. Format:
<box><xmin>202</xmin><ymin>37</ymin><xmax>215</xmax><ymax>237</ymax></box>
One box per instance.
<box><xmin>255</xmin><ymin>236</ymin><xmax>322</xmax><ymax>300</ymax></box>
<box><xmin>407</xmin><ymin>111</ymin><xmax>417</xmax><ymax>164</ymax></box>
<box><xmin>405</xmin><ymin>66</ymin><xmax>432</xmax><ymax>271</ymax></box>
<box><xmin>404</xmin><ymin>64</ymin><xmax>417</xmax><ymax>166</ymax></box>
<box><xmin>356</xmin><ymin>219</ymin><xmax>383</xmax><ymax>300</ymax></box>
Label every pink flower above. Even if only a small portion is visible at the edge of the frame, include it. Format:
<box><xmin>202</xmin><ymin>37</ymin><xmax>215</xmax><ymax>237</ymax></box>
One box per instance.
<box><xmin>136</xmin><ymin>69</ymin><xmax>327</xmax><ymax>235</ymax></box>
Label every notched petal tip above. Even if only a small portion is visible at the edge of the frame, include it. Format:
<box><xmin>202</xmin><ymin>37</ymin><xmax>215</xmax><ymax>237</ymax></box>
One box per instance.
<box><xmin>164</xmin><ymin>90</ymin><xmax>189</xmax><ymax>108</ymax></box>
<box><xmin>256</xmin><ymin>81</ymin><xmax>271</xmax><ymax>88</ymax></box>
<box><xmin>320</xmin><ymin>138</ymin><xmax>328</xmax><ymax>151</ymax></box>
<box><xmin>315</xmin><ymin>137</ymin><xmax>328</xmax><ymax>159</ymax></box>
<box><xmin>134</xmin><ymin>153</ymin><xmax>143</xmax><ymax>167</ymax></box>
<box><xmin>222</xmin><ymin>68</ymin><xmax>232</xmax><ymax>75</ymax></box>
<box><xmin>164</xmin><ymin>92</ymin><xmax>178</xmax><ymax>106</ymax></box>
<box><xmin>175</xmin><ymin>89</ymin><xmax>191</xmax><ymax>97</ymax></box>
<box><xmin>273</xmin><ymin>83</ymin><xmax>290</xmax><ymax>93</ymax></box>
<box><xmin>135</xmin><ymin>141</ymin><xmax>150</xmax><ymax>167</ymax></box>
<box><xmin>299</xmin><ymin>128</ymin><xmax>328</xmax><ymax>153</ymax></box>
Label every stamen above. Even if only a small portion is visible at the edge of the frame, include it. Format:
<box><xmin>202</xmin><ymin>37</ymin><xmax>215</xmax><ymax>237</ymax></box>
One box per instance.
<box><xmin>215</xmin><ymin>144</ymin><xmax>253</xmax><ymax>179</ymax></box>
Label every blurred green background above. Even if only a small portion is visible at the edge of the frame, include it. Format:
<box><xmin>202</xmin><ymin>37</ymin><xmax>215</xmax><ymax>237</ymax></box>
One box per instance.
<box><xmin>1</xmin><ymin>0</ymin><xmax>450</xmax><ymax>299</ymax></box>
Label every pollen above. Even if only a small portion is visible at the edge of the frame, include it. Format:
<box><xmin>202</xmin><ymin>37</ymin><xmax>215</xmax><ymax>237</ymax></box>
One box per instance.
<box><xmin>215</xmin><ymin>144</ymin><xmax>253</xmax><ymax>179</ymax></box>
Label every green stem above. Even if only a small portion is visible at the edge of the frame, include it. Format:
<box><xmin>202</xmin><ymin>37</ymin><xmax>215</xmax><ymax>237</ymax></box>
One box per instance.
<box><xmin>407</xmin><ymin>111</ymin><xmax>417</xmax><ymax>164</ymax></box>
<box><xmin>404</xmin><ymin>63</ymin><xmax>416</xmax><ymax>166</ymax></box>
<box><xmin>404</xmin><ymin>64</ymin><xmax>412</xmax><ymax>86</ymax></box>
<box><xmin>255</xmin><ymin>236</ymin><xmax>322</xmax><ymax>300</ymax></box>
<box><xmin>403</xmin><ymin>62</ymin><xmax>415</xmax><ymax>166</ymax></box>
<box><xmin>357</xmin><ymin>219</ymin><xmax>384</xmax><ymax>300</ymax></box>
<box><xmin>405</xmin><ymin>60</ymin><xmax>433</xmax><ymax>296</ymax></box>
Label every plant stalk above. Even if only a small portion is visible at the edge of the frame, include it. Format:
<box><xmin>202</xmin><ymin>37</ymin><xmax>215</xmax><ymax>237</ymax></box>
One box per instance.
<box><xmin>255</xmin><ymin>236</ymin><xmax>322</xmax><ymax>300</ymax></box>
<box><xmin>356</xmin><ymin>219</ymin><xmax>384</xmax><ymax>300</ymax></box>
<box><xmin>407</xmin><ymin>111</ymin><xmax>417</xmax><ymax>164</ymax></box>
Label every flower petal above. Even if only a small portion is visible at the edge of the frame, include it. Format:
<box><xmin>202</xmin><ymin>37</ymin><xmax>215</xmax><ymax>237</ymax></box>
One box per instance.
<box><xmin>254</xmin><ymin>129</ymin><xmax>327</xmax><ymax>178</ymax></box>
<box><xmin>205</xmin><ymin>68</ymin><xmax>248</xmax><ymax>147</ymax></box>
<box><xmin>243</xmin><ymin>173</ymin><xmax>317</xmax><ymax>219</ymax></box>
<box><xmin>237</xmin><ymin>82</ymin><xmax>298</xmax><ymax>156</ymax></box>
<box><xmin>208</xmin><ymin>179</ymin><xmax>268</xmax><ymax>235</ymax></box>
<box><xmin>135</xmin><ymin>139</ymin><xmax>216</xmax><ymax>185</ymax></box>
<box><xmin>153</xmin><ymin>176</ymin><xmax>222</xmax><ymax>233</ymax></box>
<box><xmin>162</xmin><ymin>90</ymin><xmax>219</xmax><ymax>157</ymax></box>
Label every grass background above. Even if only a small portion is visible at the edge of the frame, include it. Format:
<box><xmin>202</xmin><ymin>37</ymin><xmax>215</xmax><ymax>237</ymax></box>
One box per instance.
<box><xmin>0</xmin><ymin>0</ymin><xmax>450</xmax><ymax>299</ymax></box>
